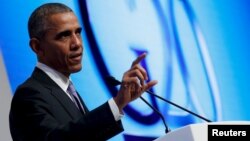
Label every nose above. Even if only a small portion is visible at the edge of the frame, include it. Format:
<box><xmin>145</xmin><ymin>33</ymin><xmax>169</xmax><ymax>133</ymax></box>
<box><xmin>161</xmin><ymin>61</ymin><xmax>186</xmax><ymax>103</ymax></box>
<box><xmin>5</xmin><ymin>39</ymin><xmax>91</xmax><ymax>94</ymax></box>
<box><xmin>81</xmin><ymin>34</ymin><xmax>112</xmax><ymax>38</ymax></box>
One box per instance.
<box><xmin>70</xmin><ymin>34</ymin><xmax>82</xmax><ymax>49</ymax></box>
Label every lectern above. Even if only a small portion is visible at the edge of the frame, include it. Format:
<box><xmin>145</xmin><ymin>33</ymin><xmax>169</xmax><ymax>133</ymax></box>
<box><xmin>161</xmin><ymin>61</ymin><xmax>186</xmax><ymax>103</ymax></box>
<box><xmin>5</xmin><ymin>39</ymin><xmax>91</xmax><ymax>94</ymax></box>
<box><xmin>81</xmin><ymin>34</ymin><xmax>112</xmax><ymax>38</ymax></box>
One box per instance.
<box><xmin>154</xmin><ymin>121</ymin><xmax>250</xmax><ymax>141</ymax></box>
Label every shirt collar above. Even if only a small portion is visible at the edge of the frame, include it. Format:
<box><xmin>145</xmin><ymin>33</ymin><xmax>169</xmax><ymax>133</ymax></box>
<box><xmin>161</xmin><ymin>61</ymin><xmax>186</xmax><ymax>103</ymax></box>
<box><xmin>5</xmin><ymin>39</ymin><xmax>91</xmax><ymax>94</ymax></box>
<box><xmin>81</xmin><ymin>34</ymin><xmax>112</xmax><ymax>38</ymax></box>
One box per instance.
<box><xmin>36</xmin><ymin>62</ymin><xmax>70</xmax><ymax>92</ymax></box>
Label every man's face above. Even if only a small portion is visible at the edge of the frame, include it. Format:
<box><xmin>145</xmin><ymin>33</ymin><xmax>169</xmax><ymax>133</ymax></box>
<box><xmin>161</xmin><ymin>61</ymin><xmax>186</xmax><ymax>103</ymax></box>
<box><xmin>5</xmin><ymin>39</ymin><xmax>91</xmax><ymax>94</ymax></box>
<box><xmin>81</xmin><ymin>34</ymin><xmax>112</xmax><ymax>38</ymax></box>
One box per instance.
<box><xmin>39</xmin><ymin>12</ymin><xmax>83</xmax><ymax>77</ymax></box>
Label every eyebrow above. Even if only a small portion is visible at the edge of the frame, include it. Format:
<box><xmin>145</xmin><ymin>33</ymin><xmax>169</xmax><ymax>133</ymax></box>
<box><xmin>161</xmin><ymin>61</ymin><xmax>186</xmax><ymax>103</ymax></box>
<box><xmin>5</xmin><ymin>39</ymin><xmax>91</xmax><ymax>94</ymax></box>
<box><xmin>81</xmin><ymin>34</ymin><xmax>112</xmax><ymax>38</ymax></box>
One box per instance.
<box><xmin>55</xmin><ymin>30</ymin><xmax>71</xmax><ymax>39</ymax></box>
<box><xmin>54</xmin><ymin>27</ymin><xmax>82</xmax><ymax>39</ymax></box>
<box><xmin>76</xmin><ymin>27</ymin><xmax>82</xmax><ymax>33</ymax></box>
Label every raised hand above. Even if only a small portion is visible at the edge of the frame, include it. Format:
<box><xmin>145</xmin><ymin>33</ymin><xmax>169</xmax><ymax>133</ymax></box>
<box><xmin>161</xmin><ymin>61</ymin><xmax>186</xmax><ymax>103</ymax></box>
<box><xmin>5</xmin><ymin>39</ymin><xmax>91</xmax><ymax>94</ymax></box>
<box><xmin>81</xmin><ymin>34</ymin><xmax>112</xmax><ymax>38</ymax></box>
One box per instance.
<box><xmin>114</xmin><ymin>53</ymin><xmax>158</xmax><ymax>112</ymax></box>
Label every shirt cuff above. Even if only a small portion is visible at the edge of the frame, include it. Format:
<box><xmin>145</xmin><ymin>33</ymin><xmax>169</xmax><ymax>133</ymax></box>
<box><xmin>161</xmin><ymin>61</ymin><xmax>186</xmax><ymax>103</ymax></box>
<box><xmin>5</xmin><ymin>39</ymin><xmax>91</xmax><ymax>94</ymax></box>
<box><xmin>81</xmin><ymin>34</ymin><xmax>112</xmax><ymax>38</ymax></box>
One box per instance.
<box><xmin>108</xmin><ymin>98</ymin><xmax>124</xmax><ymax>121</ymax></box>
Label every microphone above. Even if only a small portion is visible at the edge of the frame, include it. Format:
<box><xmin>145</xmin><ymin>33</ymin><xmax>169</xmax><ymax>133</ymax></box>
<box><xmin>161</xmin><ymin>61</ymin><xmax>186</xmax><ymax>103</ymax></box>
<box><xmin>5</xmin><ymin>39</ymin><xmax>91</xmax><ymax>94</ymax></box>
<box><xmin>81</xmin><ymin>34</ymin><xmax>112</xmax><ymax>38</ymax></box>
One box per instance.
<box><xmin>105</xmin><ymin>76</ymin><xmax>212</xmax><ymax>123</ymax></box>
<box><xmin>105</xmin><ymin>76</ymin><xmax>170</xmax><ymax>133</ymax></box>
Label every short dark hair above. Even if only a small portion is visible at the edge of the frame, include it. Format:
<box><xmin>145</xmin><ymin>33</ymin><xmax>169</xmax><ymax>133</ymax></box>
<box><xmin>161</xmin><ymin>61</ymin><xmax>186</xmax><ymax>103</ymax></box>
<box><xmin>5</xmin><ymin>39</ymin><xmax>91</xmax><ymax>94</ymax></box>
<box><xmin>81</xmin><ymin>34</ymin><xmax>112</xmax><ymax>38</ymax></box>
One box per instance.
<box><xmin>28</xmin><ymin>3</ymin><xmax>73</xmax><ymax>39</ymax></box>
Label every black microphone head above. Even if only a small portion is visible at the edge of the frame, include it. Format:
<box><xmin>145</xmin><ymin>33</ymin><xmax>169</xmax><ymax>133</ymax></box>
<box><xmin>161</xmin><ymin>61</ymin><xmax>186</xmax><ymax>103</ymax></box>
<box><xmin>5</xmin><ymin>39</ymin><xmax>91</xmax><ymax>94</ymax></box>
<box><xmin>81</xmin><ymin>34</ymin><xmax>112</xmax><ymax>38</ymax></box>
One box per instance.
<box><xmin>104</xmin><ymin>76</ymin><xmax>121</xmax><ymax>86</ymax></box>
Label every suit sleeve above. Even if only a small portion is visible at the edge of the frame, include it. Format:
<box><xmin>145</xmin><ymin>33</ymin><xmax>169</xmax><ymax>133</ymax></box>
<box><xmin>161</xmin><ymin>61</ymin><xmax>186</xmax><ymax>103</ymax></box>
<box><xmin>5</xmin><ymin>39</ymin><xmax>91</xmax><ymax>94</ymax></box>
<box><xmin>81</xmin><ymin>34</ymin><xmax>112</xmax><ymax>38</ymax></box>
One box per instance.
<box><xmin>9</xmin><ymin>86</ymin><xmax>124</xmax><ymax>141</ymax></box>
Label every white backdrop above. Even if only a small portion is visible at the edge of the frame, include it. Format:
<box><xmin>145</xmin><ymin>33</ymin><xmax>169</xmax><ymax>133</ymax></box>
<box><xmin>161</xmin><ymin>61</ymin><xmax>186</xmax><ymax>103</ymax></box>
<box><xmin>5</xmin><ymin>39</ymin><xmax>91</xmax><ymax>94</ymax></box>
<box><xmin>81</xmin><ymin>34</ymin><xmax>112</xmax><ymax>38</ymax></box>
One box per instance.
<box><xmin>0</xmin><ymin>50</ymin><xmax>12</xmax><ymax>141</ymax></box>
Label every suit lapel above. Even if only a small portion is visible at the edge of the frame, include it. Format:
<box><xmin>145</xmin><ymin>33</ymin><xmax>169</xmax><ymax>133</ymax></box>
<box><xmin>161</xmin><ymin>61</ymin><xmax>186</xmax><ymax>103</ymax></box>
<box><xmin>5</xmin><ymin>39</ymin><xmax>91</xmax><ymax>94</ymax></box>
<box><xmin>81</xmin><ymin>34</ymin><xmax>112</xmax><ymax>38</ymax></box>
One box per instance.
<box><xmin>51</xmin><ymin>88</ymin><xmax>83</xmax><ymax>117</ymax></box>
<box><xmin>76</xmin><ymin>92</ymin><xmax>89</xmax><ymax>113</ymax></box>
<box><xmin>32</xmin><ymin>67</ymin><xmax>84</xmax><ymax>118</ymax></box>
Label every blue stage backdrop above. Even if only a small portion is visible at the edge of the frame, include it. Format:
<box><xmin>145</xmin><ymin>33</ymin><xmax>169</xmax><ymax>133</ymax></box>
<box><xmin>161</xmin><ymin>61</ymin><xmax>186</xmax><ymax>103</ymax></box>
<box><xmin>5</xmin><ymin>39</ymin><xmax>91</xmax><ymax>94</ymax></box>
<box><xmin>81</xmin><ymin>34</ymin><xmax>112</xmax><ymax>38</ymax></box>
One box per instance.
<box><xmin>1</xmin><ymin>0</ymin><xmax>250</xmax><ymax>140</ymax></box>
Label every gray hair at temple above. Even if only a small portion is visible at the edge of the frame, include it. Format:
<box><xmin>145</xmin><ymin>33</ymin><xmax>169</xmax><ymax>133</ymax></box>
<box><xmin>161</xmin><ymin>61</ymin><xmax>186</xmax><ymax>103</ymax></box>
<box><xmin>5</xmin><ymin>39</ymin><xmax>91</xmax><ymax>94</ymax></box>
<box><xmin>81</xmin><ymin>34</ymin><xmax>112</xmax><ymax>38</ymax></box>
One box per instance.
<box><xmin>28</xmin><ymin>3</ymin><xmax>73</xmax><ymax>39</ymax></box>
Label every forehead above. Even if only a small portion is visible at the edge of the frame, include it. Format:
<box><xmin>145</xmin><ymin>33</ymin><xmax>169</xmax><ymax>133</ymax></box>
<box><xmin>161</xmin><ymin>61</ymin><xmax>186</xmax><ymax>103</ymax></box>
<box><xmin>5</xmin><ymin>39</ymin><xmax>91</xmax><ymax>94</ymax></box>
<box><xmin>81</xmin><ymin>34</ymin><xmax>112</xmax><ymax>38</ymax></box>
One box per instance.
<box><xmin>46</xmin><ymin>12</ymin><xmax>80</xmax><ymax>31</ymax></box>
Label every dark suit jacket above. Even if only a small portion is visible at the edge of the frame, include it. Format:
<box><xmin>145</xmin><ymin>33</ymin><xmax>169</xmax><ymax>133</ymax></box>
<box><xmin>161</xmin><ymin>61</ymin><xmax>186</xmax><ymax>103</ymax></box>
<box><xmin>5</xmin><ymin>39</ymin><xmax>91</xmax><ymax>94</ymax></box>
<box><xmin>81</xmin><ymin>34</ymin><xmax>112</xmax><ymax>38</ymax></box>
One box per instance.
<box><xmin>9</xmin><ymin>67</ymin><xmax>123</xmax><ymax>141</ymax></box>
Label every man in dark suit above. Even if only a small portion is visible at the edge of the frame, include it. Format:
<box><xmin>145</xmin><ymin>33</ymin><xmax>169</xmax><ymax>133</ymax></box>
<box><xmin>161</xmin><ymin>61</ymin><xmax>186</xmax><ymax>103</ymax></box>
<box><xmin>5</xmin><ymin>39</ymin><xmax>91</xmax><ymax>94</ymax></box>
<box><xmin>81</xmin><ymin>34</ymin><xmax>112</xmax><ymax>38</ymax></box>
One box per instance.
<box><xmin>9</xmin><ymin>3</ymin><xmax>157</xmax><ymax>141</ymax></box>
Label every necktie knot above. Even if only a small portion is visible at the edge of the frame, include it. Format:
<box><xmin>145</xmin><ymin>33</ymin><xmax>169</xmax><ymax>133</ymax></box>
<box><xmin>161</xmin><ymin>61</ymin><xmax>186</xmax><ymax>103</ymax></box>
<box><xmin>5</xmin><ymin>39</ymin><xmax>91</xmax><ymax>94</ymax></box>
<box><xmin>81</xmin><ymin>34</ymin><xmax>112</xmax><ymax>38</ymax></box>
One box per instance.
<box><xmin>67</xmin><ymin>82</ymin><xmax>77</xmax><ymax>96</ymax></box>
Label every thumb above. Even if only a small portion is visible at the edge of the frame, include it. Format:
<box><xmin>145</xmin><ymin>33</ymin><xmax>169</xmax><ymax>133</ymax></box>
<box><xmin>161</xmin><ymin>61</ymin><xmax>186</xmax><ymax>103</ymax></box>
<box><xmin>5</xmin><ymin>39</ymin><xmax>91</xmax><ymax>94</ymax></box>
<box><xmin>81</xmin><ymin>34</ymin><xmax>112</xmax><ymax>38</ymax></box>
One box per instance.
<box><xmin>144</xmin><ymin>80</ymin><xmax>158</xmax><ymax>91</ymax></box>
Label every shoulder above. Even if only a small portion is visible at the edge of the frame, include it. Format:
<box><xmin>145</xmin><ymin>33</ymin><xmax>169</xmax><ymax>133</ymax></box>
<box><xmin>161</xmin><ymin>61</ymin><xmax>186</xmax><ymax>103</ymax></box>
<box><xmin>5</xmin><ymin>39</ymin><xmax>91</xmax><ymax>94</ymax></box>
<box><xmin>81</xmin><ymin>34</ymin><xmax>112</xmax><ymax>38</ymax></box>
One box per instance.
<box><xmin>12</xmin><ymin>75</ymin><xmax>51</xmax><ymax>101</ymax></box>
<box><xmin>13</xmin><ymin>67</ymin><xmax>57</xmax><ymax>99</ymax></box>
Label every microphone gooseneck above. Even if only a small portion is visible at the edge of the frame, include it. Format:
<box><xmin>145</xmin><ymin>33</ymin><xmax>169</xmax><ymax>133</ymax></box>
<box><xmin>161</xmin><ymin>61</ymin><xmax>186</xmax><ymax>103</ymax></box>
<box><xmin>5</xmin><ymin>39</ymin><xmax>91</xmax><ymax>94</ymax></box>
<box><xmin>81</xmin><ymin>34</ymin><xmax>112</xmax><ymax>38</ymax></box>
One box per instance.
<box><xmin>139</xmin><ymin>96</ymin><xmax>170</xmax><ymax>133</ymax></box>
<box><xmin>145</xmin><ymin>90</ymin><xmax>212</xmax><ymax>122</ymax></box>
<box><xmin>105</xmin><ymin>76</ymin><xmax>170</xmax><ymax>133</ymax></box>
<box><xmin>105</xmin><ymin>76</ymin><xmax>212</xmax><ymax>123</ymax></box>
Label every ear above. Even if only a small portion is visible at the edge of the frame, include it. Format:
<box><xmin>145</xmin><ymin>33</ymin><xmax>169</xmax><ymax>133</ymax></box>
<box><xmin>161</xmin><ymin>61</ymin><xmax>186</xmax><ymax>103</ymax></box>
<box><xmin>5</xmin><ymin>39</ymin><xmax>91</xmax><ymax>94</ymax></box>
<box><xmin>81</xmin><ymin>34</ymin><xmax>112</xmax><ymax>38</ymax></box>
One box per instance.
<box><xmin>29</xmin><ymin>38</ymin><xmax>44</xmax><ymax>57</ymax></box>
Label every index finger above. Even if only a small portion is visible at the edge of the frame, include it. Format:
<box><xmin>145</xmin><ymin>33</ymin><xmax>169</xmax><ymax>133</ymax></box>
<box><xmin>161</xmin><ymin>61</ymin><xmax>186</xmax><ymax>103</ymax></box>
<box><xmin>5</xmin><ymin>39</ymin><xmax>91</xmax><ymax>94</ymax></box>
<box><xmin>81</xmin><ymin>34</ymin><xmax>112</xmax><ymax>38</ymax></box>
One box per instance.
<box><xmin>131</xmin><ymin>52</ymin><xmax>147</xmax><ymax>67</ymax></box>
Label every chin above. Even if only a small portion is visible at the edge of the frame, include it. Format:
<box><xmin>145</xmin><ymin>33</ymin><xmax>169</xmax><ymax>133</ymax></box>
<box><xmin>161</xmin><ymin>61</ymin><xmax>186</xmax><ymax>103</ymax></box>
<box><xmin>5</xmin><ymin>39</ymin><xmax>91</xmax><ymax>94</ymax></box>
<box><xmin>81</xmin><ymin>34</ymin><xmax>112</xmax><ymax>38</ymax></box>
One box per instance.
<box><xmin>70</xmin><ymin>65</ymin><xmax>82</xmax><ymax>73</ymax></box>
